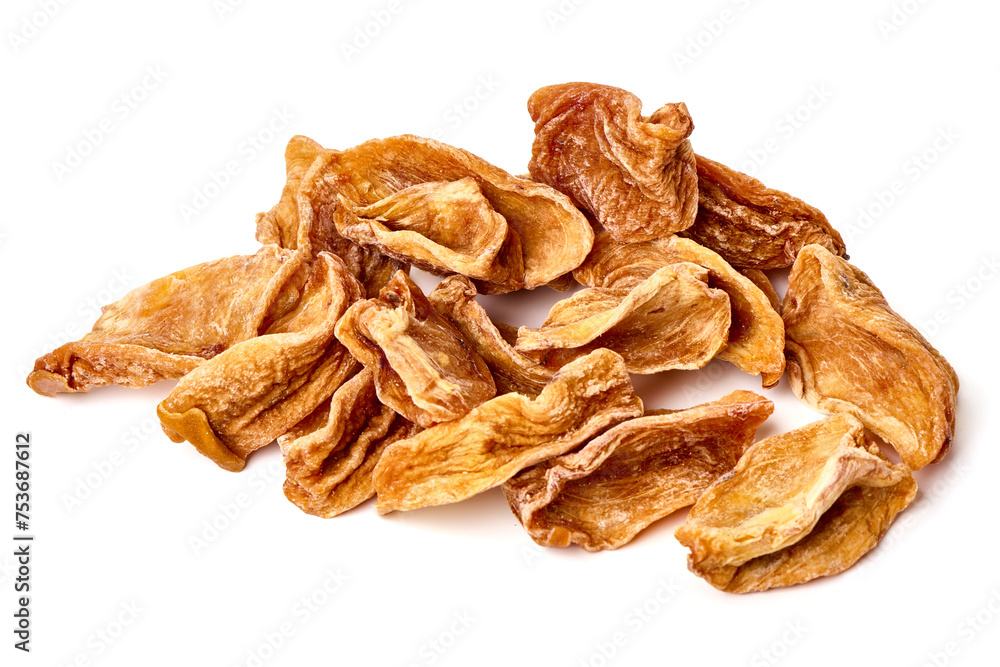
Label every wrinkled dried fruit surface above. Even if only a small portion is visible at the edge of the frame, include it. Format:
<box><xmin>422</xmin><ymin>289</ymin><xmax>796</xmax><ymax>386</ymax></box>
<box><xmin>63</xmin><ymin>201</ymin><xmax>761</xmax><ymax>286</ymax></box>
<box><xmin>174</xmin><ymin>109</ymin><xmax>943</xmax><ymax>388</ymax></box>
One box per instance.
<box><xmin>675</xmin><ymin>414</ymin><xmax>916</xmax><ymax>593</ymax></box>
<box><xmin>372</xmin><ymin>349</ymin><xmax>643</xmax><ymax>512</ymax></box>
<box><xmin>428</xmin><ymin>275</ymin><xmax>554</xmax><ymax>396</ymax></box>
<box><xmin>255</xmin><ymin>135</ymin><xmax>329</xmax><ymax>251</ymax></box>
<box><xmin>311</xmin><ymin>134</ymin><xmax>593</xmax><ymax>291</ymax></box>
<box><xmin>516</xmin><ymin>263</ymin><xmax>731</xmax><ymax>374</ymax></box>
<box><xmin>27</xmin><ymin>245</ymin><xmax>305</xmax><ymax>396</ymax></box>
<box><xmin>680</xmin><ymin>154</ymin><xmax>846</xmax><ymax>269</ymax></box>
<box><xmin>334</xmin><ymin>177</ymin><xmax>524</xmax><ymax>292</ymax></box>
<box><xmin>157</xmin><ymin>253</ymin><xmax>363</xmax><ymax>472</ymax></box>
<box><xmin>280</xmin><ymin>369</ymin><xmax>419</xmax><ymax>518</ymax></box>
<box><xmin>335</xmin><ymin>270</ymin><xmax>496</xmax><ymax>428</ymax></box>
<box><xmin>503</xmin><ymin>390</ymin><xmax>773</xmax><ymax>551</ymax></box>
<box><xmin>527</xmin><ymin>82</ymin><xmax>697</xmax><ymax>243</ymax></box>
<box><xmin>717</xmin><ymin>478</ymin><xmax>916</xmax><ymax>594</ymax></box>
<box><xmin>783</xmin><ymin>244</ymin><xmax>959</xmax><ymax>469</ymax></box>
<box><xmin>26</xmin><ymin>80</ymin><xmax>957</xmax><ymax>593</ymax></box>
<box><xmin>574</xmin><ymin>232</ymin><xmax>784</xmax><ymax>385</ymax></box>
<box><xmin>256</xmin><ymin>136</ymin><xmax>405</xmax><ymax>297</ymax></box>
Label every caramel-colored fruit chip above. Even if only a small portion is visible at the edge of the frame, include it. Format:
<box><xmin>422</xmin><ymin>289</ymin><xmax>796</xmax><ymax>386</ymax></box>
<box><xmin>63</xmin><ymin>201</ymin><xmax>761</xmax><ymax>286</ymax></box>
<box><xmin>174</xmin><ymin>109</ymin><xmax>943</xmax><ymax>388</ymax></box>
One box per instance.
<box><xmin>428</xmin><ymin>275</ymin><xmax>554</xmax><ymax>396</ymax></box>
<box><xmin>503</xmin><ymin>390</ymin><xmax>773</xmax><ymax>551</ymax></box>
<box><xmin>335</xmin><ymin>270</ymin><xmax>496</xmax><ymax>428</ymax></box>
<box><xmin>680</xmin><ymin>154</ymin><xmax>846</xmax><ymax>269</ymax></box>
<box><xmin>255</xmin><ymin>135</ymin><xmax>330</xmax><ymax>251</ymax></box>
<box><xmin>783</xmin><ymin>245</ymin><xmax>959</xmax><ymax>469</ymax></box>
<box><xmin>574</xmin><ymin>232</ymin><xmax>784</xmax><ymax>386</ymax></box>
<box><xmin>256</xmin><ymin>136</ymin><xmax>405</xmax><ymax>297</ymax></box>
<box><xmin>372</xmin><ymin>349</ymin><xmax>643</xmax><ymax>513</ymax></box>
<box><xmin>527</xmin><ymin>82</ymin><xmax>697</xmax><ymax>243</ymax></box>
<box><xmin>304</xmin><ymin>134</ymin><xmax>593</xmax><ymax>291</ymax></box>
<box><xmin>675</xmin><ymin>415</ymin><xmax>916</xmax><ymax>593</ymax></box>
<box><xmin>334</xmin><ymin>177</ymin><xmax>524</xmax><ymax>293</ymax></box>
<box><xmin>157</xmin><ymin>253</ymin><xmax>362</xmax><ymax>472</ymax></box>
<box><xmin>516</xmin><ymin>263</ymin><xmax>731</xmax><ymax>374</ymax></box>
<box><xmin>714</xmin><ymin>479</ymin><xmax>917</xmax><ymax>594</ymax></box>
<box><xmin>27</xmin><ymin>245</ymin><xmax>305</xmax><ymax>396</ymax></box>
<box><xmin>280</xmin><ymin>369</ymin><xmax>420</xmax><ymax>518</ymax></box>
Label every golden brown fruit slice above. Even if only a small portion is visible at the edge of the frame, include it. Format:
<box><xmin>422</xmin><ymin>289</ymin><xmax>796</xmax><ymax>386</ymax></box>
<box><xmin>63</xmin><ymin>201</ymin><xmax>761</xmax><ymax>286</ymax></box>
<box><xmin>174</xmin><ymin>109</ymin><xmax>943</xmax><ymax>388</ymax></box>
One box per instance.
<box><xmin>27</xmin><ymin>245</ymin><xmax>305</xmax><ymax>396</ymax></box>
<box><xmin>372</xmin><ymin>349</ymin><xmax>643</xmax><ymax>513</ymax></box>
<box><xmin>516</xmin><ymin>263</ymin><xmax>731</xmax><ymax>374</ymax></box>
<box><xmin>527</xmin><ymin>82</ymin><xmax>697</xmax><ymax>243</ymax></box>
<box><xmin>255</xmin><ymin>136</ymin><xmax>404</xmax><ymax>297</ymax></box>
<box><xmin>574</xmin><ymin>232</ymin><xmax>784</xmax><ymax>386</ymax></box>
<box><xmin>255</xmin><ymin>135</ymin><xmax>328</xmax><ymax>250</ymax></box>
<box><xmin>333</xmin><ymin>177</ymin><xmax>524</xmax><ymax>292</ymax></box>
<box><xmin>428</xmin><ymin>275</ymin><xmax>554</xmax><ymax>397</ymax></box>
<box><xmin>679</xmin><ymin>154</ymin><xmax>846</xmax><ymax>269</ymax></box>
<box><xmin>279</xmin><ymin>369</ymin><xmax>420</xmax><ymax>518</ymax></box>
<box><xmin>713</xmin><ymin>479</ymin><xmax>917</xmax><ymax>594</ymax></box>
<box><xmin>675</xmin><ymin>414</ymin><xmax>916</xmax><ymax>593</ymax></box>
<box><xmin>335</xmin><ymin>271</ymin><xmax>496</xmax><ymax>428</ymax></box>
<box><xmin>783</xmin><ymin>244</ymin><xmax>959</xmax><ymax>469</ymax></box>
<box><xmin>306</xmin><ymin>134</ymin><xmax>593</xmax><ymax>291</ymax></box>
<box><xmin>502</xmin><ymin>390</ymin><xmax>773</xmax><ymax>551</ymax></box>
<box><xmin>157</xmin><ymin>253</ymin><xmax>363</xmax><ymax>472</ymax></box>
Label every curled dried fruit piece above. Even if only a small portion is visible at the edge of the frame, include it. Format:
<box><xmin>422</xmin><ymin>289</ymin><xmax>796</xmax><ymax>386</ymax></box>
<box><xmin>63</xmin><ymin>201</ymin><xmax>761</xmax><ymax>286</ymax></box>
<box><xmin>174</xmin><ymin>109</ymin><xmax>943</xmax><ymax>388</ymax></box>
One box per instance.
<box><xmin>503</xmin><ymin>390</ymin><xmax>773</xmax><ymax>551</ymax></box>
<box><xmin>680</xmin><ymin>154</ymin><xmax>846</xmax><ymax>269</ymax></box>
<box><xmin>516</xmin><ymin>263</ymin><xmax>731</xmax><ymax>374</ymax></box>
<box><xmin>255</xmin><ymin>135</ymin><xmax>329</xmax><ymax>251</ymax></box>
<box><xmin>280</xmin><ymin>369</ymin><xmax>420</xmax><ymax>518</ymax></box>
<box><xmin>335</xmin><ymin>270</ymin><xmax>496</xmax><ymax>428</ymax></box>
<box><xmin>574</xmin><ymin>232</ymin><xmax>784</xmax><ymax>386</ymax></box>
<box><xmin>27</xmin><ymin>245</ymin><xmax>305</xmax><ymax>396</ymax></box>
<box><xmin>428</xmin><ymin>275</ymin><xmax>554</xmax><ymax>396</ymax></box>
<box><xmin>157</xmin><ymin>253</ymin><xmax>362</xmax><ymax>472</ymax></box>
<box><xmin>334</xmin><ymin>177</ymin><xmax>524</xmax><ymax>293</ymax></box>
<box><xmin>527</xmin><ymin>82</ymin><xmax>697</xmax><ymax>243</ymax></box>
<box><xmin>256</xmin><ymin>136</ymin><xmax>405</xmax><ymax>297</ymax></box>
<box><xmin>715</xmin><ymin>479</ymin><xmax>916</xmax><ymax>594</ymax></box>
<box><xmin>783</xmin><ymin>244</ymin><xmax>959</xmax><ymax>469</ymax></box>
<box><xmin>304</xmin><ymin>134</ymin><xmax>592</xmax><ymax>291</ymax></box>
<box><xmin>675</xmin><ymin>415</ymin><xmax>916</xmax><ymax>593</ymax></box>
<box><xmin>372</xmin><ymin>349</ymin><xmax>643</xmax><ymax>513</ymax></box>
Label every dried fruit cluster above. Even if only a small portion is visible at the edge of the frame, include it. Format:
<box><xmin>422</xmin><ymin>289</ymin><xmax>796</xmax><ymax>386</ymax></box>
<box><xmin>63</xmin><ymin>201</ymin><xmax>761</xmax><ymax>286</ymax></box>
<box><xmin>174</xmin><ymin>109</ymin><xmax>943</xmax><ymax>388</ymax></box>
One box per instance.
<box><xmin>28</xmin><ymin>82</ymin><xmax>958</xmax><ymax>594</ymax></box>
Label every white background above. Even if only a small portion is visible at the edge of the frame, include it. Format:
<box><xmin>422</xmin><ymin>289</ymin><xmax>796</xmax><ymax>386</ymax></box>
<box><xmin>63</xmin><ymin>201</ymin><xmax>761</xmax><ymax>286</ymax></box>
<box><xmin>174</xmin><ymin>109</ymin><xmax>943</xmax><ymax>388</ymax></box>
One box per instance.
<box><xmin>3</xmin><ymin>1</ymin><xmax>999</xmax><ymax>666</ymax></box>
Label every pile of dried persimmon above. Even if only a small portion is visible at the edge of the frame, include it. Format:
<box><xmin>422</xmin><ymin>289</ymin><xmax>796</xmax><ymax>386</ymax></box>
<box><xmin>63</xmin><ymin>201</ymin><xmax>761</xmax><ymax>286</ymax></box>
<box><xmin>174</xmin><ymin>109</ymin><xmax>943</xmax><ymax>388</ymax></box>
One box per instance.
<box><xmin>28</xmin><ymin>83</ymin><xmax>958</xmax><ymax>593</ymax></box>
